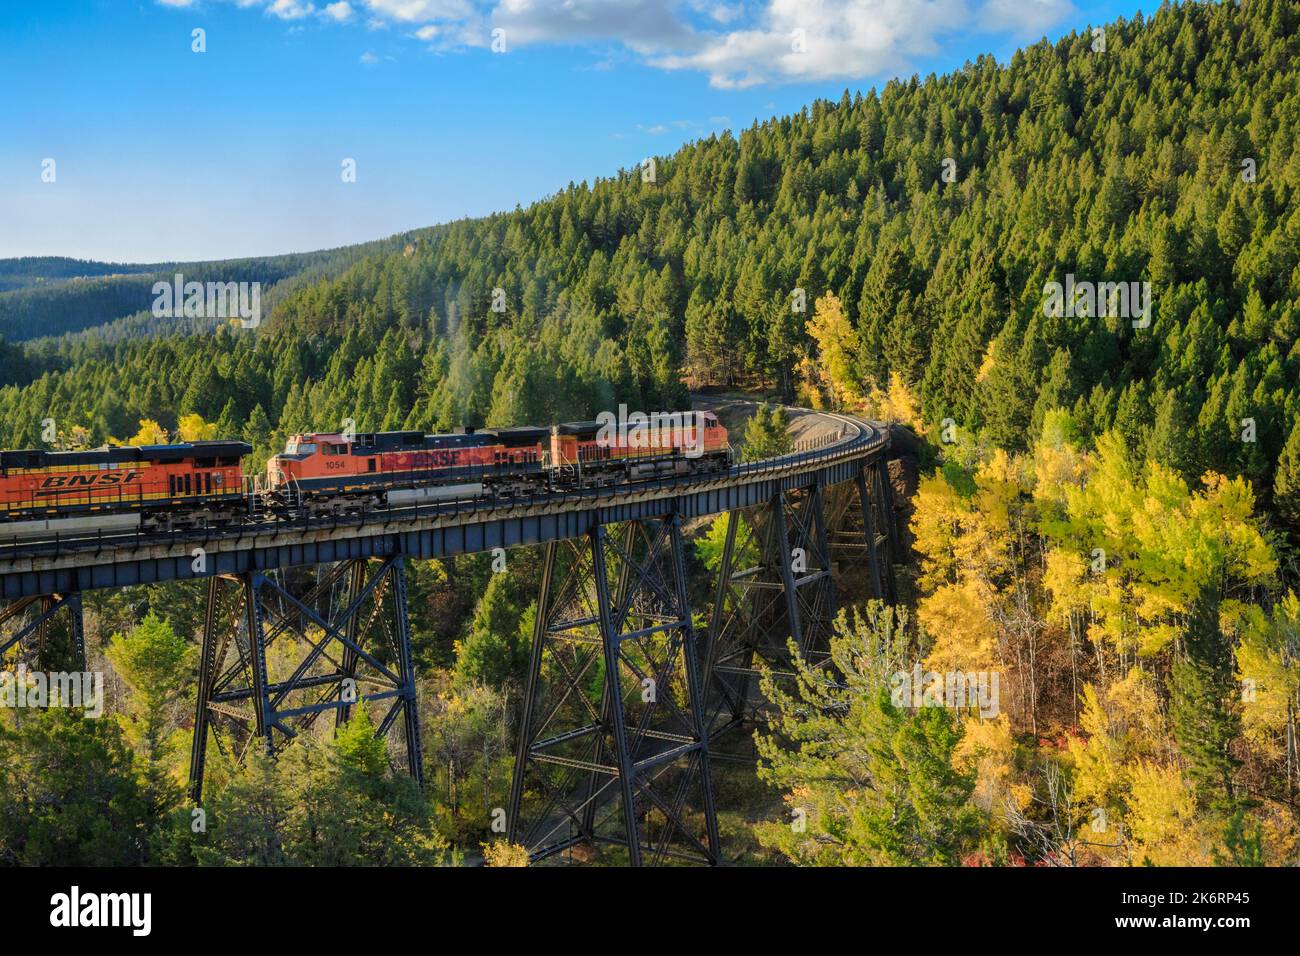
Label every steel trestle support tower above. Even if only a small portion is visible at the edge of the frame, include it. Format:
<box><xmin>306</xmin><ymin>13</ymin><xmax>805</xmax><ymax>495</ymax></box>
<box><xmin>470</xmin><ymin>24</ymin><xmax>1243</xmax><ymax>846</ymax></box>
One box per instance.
<box><xmin>508</xmin><ymin>513</ymin><xmax>720</xmax><ymax>865</ymax></box>
<box><xmin>704</xmin><ymin>459</ymin><xmax>898</xmax><ymax>744</ymax></box>
<box><xmin>188</xmin><ymin>555</ymin><xmax>423</xmax><ymax>803</ymax></box>
<box><xmin>0</xmin><ymin>591</ymin><xmax>85</xmax><ymax>666</ymax></box>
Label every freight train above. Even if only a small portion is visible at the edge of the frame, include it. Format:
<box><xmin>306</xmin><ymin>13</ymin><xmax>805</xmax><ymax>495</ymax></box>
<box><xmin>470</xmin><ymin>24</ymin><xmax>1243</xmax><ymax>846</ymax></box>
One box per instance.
<box><xmin>0</xmin><ymin>412</ymin><xmax>732</xmax><ymax>540</ymax></box>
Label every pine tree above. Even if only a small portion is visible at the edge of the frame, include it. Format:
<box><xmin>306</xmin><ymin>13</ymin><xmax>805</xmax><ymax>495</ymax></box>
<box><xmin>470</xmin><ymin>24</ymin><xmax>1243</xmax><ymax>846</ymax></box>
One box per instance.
<box><xmin>1275</xmin><ymin>421</ymin><xmax>1300</xmax><ymax>533</ymax></box>
<box><xmin>856</xmin><ymin>245</ymin><xmax>916</xmax><ymax>390</ymax></box>
<box><xmin>104</xmin><ymin>613</ymin><xmax>196</xmax><ymax>821</ymax></box>
<box><xmin>739</xmin><ymin>403</ymin><xmax>792</xmax><ymax>461</ymax></box>
<box><xmin>0</xmin><ymin>710</ymin><xmax>151</xmax><ymax>865</ymax></box>
<box><xmin>1170</xmin><ymin>588</ymin><xmax>1241</xmax><ymax>816</ymax></box>
<box><xmin>755</xmin><ymin>604</ymin><xmax>982</xmax><ymax>865</ymax></box>
<box><xmin>453</xmin><ymin>576</ymin><xmax>529</xmax><ymax>689</ymax></box>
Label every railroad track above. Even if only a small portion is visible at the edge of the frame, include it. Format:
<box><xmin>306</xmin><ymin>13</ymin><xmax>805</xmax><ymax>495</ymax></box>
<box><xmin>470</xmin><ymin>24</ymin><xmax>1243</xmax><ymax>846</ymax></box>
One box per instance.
<box><xmin>0</xmin><ymin>411</ymin><xmax>889</xmax><ymax>598</ymax></box>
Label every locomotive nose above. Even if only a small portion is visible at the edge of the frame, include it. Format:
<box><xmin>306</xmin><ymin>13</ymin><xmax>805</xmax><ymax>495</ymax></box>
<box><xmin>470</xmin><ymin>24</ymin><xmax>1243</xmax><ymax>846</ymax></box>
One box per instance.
<box><xmin>266</xmin><ymin>456</ymin><xmax>288</xmax><ymax>487</ymax></box>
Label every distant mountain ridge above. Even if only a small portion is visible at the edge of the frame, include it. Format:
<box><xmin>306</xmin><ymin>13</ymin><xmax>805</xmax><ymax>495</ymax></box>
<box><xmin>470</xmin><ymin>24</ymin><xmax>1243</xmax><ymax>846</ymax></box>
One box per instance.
<box><xmin>0</xmin><ymin>240</ymin><xmax>407</xmax><ymax>344</ymax></box>
<box><xmin>0</xmin><ymin>256</ymin><xmax>167</xmax><ymax>293</ymax></box>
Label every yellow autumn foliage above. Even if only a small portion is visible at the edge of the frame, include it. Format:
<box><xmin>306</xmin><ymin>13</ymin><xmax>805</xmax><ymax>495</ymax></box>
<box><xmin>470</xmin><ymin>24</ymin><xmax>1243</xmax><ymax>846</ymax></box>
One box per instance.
<box><xmin>177</xmin><ymin>413</ymin><xmax>218</xmax><ymax>442</ymax></box>
<box><xmin>1125</xmin><ymin>761</ymin><xmax>1209</xmax><ymax>866</ymax></box>
<box><xmin>804</xmin><ymin>291</ymin><xmax>862</xmax><ymax>409</ymax></box>
<box><xmin>953</xmin><ymin>714</ymin><xmax>1030</xmax><ymax>826</ymax></box>
<box><xmin>919</xmin><ymin>580</ymin><xmax>1000</xmax><ymax>673</ymax></box>
<box><xmin>123</xmin><ymin>419</ymin><xmax>168</xmax><ymax>446</ymax></box>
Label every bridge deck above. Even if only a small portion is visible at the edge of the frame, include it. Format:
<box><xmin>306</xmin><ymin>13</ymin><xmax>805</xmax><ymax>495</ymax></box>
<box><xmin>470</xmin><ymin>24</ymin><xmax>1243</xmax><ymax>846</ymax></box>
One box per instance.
<box><xmin>0</xmin><ymin>414</ymin><xmax>888</xmax><ymax>600</ymax></box>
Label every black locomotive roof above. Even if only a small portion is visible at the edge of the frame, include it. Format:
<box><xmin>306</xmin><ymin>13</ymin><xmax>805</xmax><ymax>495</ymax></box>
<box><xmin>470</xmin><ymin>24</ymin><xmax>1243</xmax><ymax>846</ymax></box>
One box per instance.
<box><xmin>350</xmin><ymin>430</ymin><xmax>425</xmax><ymax>451</ymax></box>
<box><xmin>424</xmin><ymin>432</ymin><xmax>495</xmax><ymax>449</ymax></box>
<box><xmin>554</xmin><ymin>421</ymin><xmax>604</xmax><ymax>437</ymax></box>
<box><xmin>0</xmin><ymin>440</ymin><xmax>252</xmax><ymax>471</ymax></box>
<box><xmin>352</xmin><ymin>430</ymin><xmax>495</xmax><ymax>452</ymax></box>
<box><xmin>480</xmin><ymin>426</ymin><xmax>550</xmax><ymax>447</ymax></box>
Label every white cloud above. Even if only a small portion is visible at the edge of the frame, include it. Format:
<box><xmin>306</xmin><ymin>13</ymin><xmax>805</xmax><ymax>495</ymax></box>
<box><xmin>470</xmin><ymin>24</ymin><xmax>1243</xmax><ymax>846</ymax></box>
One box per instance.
<box><xmin>363</xmin><ymin>0</ymin><xmax>472</xmax><ymax>23</ymax></box>
<box><xmin>155</xmin><ymin>0</ymin><xmax>196</xmax><ymax>8</ymax></box>
<box><xmin>495</xmin><ymin>0</ymin><xmax>1073</xmax><ymax>87</ymax></box>
<box><xmin>981</xmin><ymin>0</ymin><xmax>1075</xmax><ymax>36</ymax></box>
<box><xmin>491</xmin><ymin>0</ymin><xmax>697</xmax><ymax>53</ymax></box>
<box><xmin>360</xmin><ymin>49</ymin><xmax>380</xmax><ymax>62</ymax></box>
<box><xmin>653</xmin><ymin>0</ymin><xmax>984</xmax><ymax>89</ymax></box>
<box><xmin>682</xmin><ymin>0</ymin><xmax>742</xmax><ymax>26</ymax></box>
<box><xmin>155</xmin><ymin>0</ymin><xmax>1078</xmax><ymax>88</ymax></box>
<box><xmin>323</xmin><ymin>2</ymin><xmax>356</xmax><ymax>22</ymax></box>
<box><xmin>268</xmin><ymin>0</ymin><xmax>317</xmax><ymax>20</ymax></box>
<box><xmin>707</xmin><ymin>4</ymin><xmax>743</xmax><ymax>25</ymax></box>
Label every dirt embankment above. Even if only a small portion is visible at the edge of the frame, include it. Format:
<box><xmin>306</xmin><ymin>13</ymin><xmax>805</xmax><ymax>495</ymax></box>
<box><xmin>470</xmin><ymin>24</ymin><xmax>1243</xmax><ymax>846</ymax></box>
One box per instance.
<box><xmin>692</xmin><ymin>394</ymin><xmax>849</xmax><ymax>447</ymax></box>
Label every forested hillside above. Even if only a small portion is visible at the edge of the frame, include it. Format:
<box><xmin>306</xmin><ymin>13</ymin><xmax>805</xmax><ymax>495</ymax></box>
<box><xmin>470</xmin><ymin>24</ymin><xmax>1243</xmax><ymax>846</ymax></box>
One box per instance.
<box><xmin>2</xmin><ymin>0</ymin><xmax>1298</xmax><ymax>523</ymax></box>
<box><xmin>0</xmin><ymin>241</ymin><xmax>401</xmax><ymax>345</ymax></box>
<box><xmin>0</xmin><ymin>256</ymin><xmax>164</xmax><ymax>293</ymax></box>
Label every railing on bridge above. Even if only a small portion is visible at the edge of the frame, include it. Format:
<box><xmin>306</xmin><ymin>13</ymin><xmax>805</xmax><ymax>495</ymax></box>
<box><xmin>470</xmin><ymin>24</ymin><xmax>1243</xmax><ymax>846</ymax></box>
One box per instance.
<box><xmin>0</xmin><ymin>424</ymin><xmax>876</xmax><ymax>564</ymax></box>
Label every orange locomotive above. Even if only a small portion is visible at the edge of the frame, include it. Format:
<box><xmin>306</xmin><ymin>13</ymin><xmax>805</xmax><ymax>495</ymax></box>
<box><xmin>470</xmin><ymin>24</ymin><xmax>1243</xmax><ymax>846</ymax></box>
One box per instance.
<box><xmin>0</xmin><ymin>411</ymin><xmax>733</xmax><ymax>539</ymax></box>
<box><xmin>0</xmin><ymin>441</ymin><xmax>251</xmax><ymax>539</ymax></box>
<box><xmin>264</xmin><ymin>411</ymin><xmax>732</xmax><ymax>512</ymax></box>
<box><xmin>549</xmin><ymin>411</ymin><xmax>731</xmax><ymax>483</ymax></box>
<box><xmin>263</xmin><ymin>426</ymin><xmax>550</xmax><ymax>515</ymax></box>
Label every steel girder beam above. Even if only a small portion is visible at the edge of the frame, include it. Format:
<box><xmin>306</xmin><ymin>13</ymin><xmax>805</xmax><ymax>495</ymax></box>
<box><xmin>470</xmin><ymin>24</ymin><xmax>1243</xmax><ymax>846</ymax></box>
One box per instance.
<box><xmin>188</xmin><ymin>556</ymin><xmax>423</xmax><ymax>804</ymax></box>
<box><xmin>0</xmin><ymin>443</ymin><xmax>885</xmax><ymax>601</ymax></box>
<box><xmin>700</xmin><ymin>461</ymin><xmax>910</xmax><ymax>744</ymax></box>
<box><xmin>824</xmin><ymin>460</ymin><xmax>901</xmax><ymax>603</ymax></box>
<box><xmin>701</xmin><ymin>484</ymin><xmax>838</xmax><ymax>740</ymax></box>
<box><xmin>508</xmin><ymin>514</ymin><xmax>719</xmax><ymax>866</ymax></box>
<box><xmin>0</xmin><ymin>591</ymin><xmax>85</xmax><ymax>668</ymax></box>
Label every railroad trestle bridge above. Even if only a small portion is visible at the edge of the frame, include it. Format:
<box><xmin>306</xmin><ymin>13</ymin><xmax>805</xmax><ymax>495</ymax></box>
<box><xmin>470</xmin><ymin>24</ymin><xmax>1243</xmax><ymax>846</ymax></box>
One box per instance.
<box><xmin>0</xmin><ymin>412</ymin><xmax>903</xmax><ymax>866</ymax></box>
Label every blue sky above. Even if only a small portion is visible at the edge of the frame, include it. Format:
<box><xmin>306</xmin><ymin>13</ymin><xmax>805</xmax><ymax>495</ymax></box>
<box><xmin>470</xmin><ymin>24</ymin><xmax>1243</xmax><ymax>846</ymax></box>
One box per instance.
<box><xmin>1</xmin><ymin>0</ymin><xmax>1150</xmax><ymax>263</ymax></box>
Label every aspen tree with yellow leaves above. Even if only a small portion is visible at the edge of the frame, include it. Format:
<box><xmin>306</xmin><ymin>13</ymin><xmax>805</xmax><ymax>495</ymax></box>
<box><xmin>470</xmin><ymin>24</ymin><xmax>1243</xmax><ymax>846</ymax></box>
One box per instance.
<box><xmin>803</xmin><ymin>291</ymin><xmax>862</xmax><ymax>409</ymax></box>
<box><xmin>888</xmin><ymin>407</ymin><xmax>1297</xmax><ymax>866</ymax></box>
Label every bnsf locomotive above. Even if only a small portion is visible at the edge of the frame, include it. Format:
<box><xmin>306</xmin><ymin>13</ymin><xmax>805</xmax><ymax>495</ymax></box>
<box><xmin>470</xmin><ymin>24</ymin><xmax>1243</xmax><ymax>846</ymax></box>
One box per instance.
<box><xmin>0</xmin><ymin>441</ymin><xmax>251</xmax><ymax>538</ymax></box>
<box><xmin>0</xmin><ymin>412</ymin><xmax>731</xmax><ymax>539</ymax></box>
